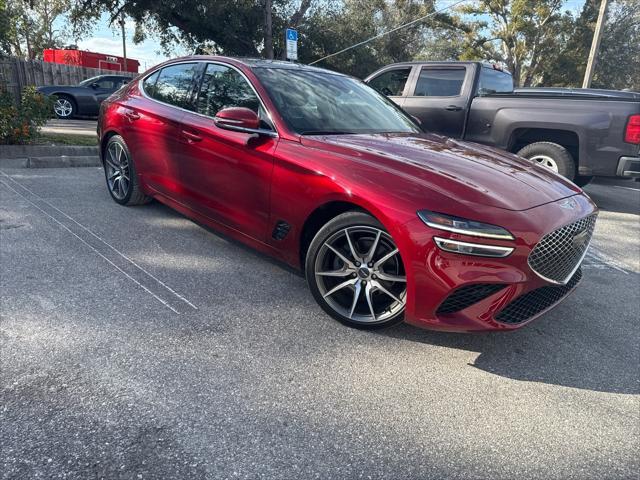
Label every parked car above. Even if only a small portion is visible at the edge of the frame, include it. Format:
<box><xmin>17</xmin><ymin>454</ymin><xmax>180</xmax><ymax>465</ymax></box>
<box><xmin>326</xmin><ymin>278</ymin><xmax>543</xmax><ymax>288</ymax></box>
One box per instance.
<box><xmin>365</xmin><ymin>61</ymin><xmax>640</xmax><ymax>186</ymax></box>
<box><xmin>98</xmin><ymin>56</ymin><xmax>597</xmax><ymax>332</ymax></box>
<box><xmin>37</xmin><ymin>75</ymin><xmax>132</xmax><ymax>119</ymax></box>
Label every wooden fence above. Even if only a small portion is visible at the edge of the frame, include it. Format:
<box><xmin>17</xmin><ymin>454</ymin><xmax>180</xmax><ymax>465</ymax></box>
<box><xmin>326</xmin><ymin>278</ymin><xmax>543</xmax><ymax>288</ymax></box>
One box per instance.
<box><xmin>0</xmin><ymin>57</ymin><xmax>137</xmax><ymax>103</ymax></box>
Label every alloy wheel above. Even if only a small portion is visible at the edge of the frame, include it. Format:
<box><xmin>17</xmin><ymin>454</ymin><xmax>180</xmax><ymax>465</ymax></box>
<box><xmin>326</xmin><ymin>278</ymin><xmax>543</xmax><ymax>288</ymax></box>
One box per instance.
<box><xmin>530</xmin><ymin>154</ymin><xmax>559</xmax><ymax>172</ymax></box>
<box><xmin>54</xmin><ymin>98</ymin><xmax>73</xmax><ymax>118</ymax></box>
<box><xmin>314</xmin><ymin>226</ymin><xmax>406</xmax><ymax>323</ymax></box>
<box><xmin>105</xmin><ymin>142</ymin><xmax>130</xmax><ymax>200</ymax></box>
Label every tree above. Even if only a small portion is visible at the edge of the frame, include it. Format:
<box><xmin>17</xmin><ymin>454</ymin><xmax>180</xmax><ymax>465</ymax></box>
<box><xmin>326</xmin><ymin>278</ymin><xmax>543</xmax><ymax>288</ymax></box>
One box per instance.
<box><xmin>458</xmin><ymin>0</ymin><xmax>569</xmax><ymax>86</ymax></box>
<box><xmin>299</xmin><ymin>0</ymin><xmax>458</xmax><ymax>77</ymax></box>
<box><xmin>71</xmin><ymin>0</ymin><xmax>315</xmax><ymax>59</ymax></box>
<box><xmin>0</xmin><ymin>0</ymin><xmax>71</xmax><ymax>59</ymax></box>
<box><xmin>539</xmin><ymin>0</ymin><xmax>639</xmax><ymax>90</ymax></box>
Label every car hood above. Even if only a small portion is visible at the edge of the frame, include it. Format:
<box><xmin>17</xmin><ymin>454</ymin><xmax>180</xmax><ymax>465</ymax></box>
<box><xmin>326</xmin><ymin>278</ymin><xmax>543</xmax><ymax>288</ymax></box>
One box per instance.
<box><xmin>301</xmin><ymin>132</ymin><xmax>581</xmax><ymax>211</ymax></box>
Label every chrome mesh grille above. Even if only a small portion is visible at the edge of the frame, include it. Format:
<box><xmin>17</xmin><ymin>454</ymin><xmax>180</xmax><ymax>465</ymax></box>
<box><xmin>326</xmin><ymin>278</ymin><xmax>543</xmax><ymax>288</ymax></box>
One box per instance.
<box><xmin>528</xmin><ymin>214</ymin><xmax>597</xmax><ymax>284</ymax></box>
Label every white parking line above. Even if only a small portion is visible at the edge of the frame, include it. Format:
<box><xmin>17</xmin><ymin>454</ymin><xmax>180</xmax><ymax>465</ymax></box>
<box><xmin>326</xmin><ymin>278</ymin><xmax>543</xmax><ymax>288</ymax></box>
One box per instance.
<box><xmin>0</xmin><ymin>170</ymin><xmax>198</xmax><ymax>313</ymax></box>
<box><xmin>613</xmin><ymin>186</ymin><xmax>640</xmax><ymax>192</ymax></box>
<box><xmin>583</xmin><ymin>246</ymin><xmax>630</xmax><ymax>275</ymax></box>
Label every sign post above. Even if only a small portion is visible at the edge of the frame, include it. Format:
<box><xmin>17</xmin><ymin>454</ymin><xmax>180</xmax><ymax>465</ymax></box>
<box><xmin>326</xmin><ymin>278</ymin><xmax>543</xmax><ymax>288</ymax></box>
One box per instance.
<box><xmin>285</xmin><ymin>28</ymin><xmax>298</xmax><ymax>61</ymax></box>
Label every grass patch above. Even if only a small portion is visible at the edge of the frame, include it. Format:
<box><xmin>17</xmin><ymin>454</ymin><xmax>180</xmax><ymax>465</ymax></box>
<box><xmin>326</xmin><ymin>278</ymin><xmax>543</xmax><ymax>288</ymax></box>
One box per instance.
<box><xmin>32</xmin><ymin>133</ymin><xmax>98</xmax><ymax>146</ymax></box>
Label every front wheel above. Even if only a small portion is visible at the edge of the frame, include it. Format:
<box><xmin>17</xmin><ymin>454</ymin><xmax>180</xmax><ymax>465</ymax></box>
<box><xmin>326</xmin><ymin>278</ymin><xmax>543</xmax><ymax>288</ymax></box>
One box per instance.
<box><xmin>305</xmin><ymin>212</ymin><xmax>407</xmax><ymax>329</ymax></box>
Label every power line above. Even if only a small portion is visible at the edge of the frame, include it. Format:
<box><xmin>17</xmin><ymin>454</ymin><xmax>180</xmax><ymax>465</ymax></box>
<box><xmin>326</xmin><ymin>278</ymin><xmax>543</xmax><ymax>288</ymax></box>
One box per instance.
<box><xmin>308</xmin><ymin>0</ymin><xmax>473</xmax><ymax>66</ymax></box>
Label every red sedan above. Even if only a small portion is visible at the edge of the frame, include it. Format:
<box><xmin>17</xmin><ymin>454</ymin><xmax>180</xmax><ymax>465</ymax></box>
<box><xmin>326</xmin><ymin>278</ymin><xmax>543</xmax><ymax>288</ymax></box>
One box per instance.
<box><xmin>97</xmin><ymin>56</ymin><xmax>597</xmax><ymax>332</ymax></box>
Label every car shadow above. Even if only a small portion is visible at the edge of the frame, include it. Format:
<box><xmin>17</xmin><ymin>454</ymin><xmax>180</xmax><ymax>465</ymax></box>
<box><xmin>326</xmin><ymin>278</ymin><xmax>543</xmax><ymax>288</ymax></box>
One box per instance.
<box><xmin>146</xmin><ymin>200</ymin><xmax>639</xmax><ymax>396</ymax></box>
<box><xmin>378</xmin><ymin>313</ymin><xmax>639</xmax><ymax>395</ymax></box>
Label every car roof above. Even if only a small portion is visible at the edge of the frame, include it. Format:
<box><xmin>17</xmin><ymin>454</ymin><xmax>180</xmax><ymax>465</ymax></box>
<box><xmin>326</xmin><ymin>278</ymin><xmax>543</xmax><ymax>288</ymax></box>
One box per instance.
<box><xmin>158</xmin><ymin>55</ymin><xmax>348</xmax><ymax>77</ymax></box>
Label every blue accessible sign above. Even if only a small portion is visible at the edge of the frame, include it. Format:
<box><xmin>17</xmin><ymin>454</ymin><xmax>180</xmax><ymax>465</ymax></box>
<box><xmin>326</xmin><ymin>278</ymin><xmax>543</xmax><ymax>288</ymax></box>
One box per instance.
<box><xmin>286</xmin><ymin>28</ymin><xmax>298</xmax><ymax>61</ymax></box>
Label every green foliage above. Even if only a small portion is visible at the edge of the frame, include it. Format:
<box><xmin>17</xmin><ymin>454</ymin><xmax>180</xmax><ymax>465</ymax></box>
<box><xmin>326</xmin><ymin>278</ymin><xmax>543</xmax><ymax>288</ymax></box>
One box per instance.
<box><xmin>0</xmin><ymin>86</ymin><xmax>53</xmax><ymax>145</ymax></box>
<box><xmin>0</xmin><ymin>0</ymin><xmax>73</xmax><ymax>59</ymax></box>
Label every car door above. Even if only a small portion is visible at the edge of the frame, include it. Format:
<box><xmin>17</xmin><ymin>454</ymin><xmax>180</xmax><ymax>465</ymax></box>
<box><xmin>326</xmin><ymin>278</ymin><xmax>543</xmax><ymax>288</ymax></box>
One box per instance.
<box><xmin>176</xmin><ymin>62</ymin><xmax>277</xmax><ymax>241</ymax></box>
<box><xmin>86</xmin><ymin>76</ymin><xmax>119</xmax><ymax>115</ymax></box>
<box><xmin>401</xmin><ymin>66</ymin><xmax>469</xmax><ymax>138</ymax></box>
<box><xmin>124</xmin><ymin>63</ymin><xmax>200</xmax><ymax>199</ymax></box>
<box><xmin>366</xmin><ymin>66</ymin><xmax>413</xmax><ymax>108</ymax></box>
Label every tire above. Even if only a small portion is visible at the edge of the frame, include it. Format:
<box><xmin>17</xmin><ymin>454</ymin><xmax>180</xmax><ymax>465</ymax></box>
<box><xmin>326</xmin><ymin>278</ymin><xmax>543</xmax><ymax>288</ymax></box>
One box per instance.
<box><xmin>305</xmin><ymin>211</ymin><xmax>407</xmax><ymax>329</ymax></box>
<box><xmin>103</xmin><ymin>135</ymin><xmax>151</xmax><ymax>206</ymax></box>
<box><xmin>574</xmin><ymin>175</ymin><xmax>594</xmax><ymax>188</ymax></box>
<box><xmin>53</xmin><ymin>94</ymin><xmax>76</xmax><ymax>119</ymax></box>
<box><xmin>517</xmin><ymin>142</ymin><xmax>576</xmax><ymax>181</ymax></box>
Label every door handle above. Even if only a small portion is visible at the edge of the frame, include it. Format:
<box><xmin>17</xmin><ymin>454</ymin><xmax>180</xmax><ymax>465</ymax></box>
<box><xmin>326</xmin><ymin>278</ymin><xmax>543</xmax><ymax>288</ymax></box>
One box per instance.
<box><xmin>182</xmin><ymin>130</ymin><xmax>202</xmax><ymax>142</ymax></box>
<box><xmin>444</xmin><ymin>105</ymin><xmax>463</xmax><ymax>111</ymax></box>
<box><xmin>124</xmin><ymin>110</ymin><xmax>140</xmax><ymax>120</ymax></box>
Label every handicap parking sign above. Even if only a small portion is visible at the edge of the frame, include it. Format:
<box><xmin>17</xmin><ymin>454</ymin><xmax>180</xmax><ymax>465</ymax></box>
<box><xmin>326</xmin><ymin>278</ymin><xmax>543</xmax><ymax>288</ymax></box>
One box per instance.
<box><xmin>286</xmin><ymin>28</ymin><xmax>298</xmax><ymax>61</ymax></box>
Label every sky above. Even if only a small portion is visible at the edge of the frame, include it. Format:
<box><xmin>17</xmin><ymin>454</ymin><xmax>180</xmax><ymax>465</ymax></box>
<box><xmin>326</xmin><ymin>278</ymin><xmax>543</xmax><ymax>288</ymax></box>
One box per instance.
<box><xmin>61</xmin><ymin>0</ymin><xmax>589</xmax><ymax>72</ymax></box>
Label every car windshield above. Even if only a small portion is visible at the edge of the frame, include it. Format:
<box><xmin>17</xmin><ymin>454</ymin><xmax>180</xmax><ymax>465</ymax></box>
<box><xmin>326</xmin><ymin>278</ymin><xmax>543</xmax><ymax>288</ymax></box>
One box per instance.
<box><xmin>253</xmin><ymin>67</ymin><xmax>420</xmax><ymax>135</ymax></box>
<box><xmin>79</xmin><ymin>76</ymin><xmax>102</xmax><ymax>86</ymax></box>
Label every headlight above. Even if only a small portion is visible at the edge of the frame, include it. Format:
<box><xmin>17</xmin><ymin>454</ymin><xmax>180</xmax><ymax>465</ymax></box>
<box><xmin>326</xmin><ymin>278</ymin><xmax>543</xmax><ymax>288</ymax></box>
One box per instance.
<box><xmin>417</xmin><ymin>210</ymin><xmax>515</xmax><ymax>240</ymax></box>
<box><xmin>433</xmin><ymin>237</ymin><xmax>513</xmax><ymax>257</ymax></box>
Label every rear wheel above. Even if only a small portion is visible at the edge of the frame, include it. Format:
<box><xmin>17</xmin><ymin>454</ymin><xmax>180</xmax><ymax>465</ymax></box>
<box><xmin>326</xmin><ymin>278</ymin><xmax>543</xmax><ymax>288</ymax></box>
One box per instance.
<box><xmin>517</xmin><ymin>141</ymin><xmax>576</xmax><ymax>181</ymax></box>
<box><xmin>305</xmin><ymin>212</ymin><xmax>407</xmax><ymax>329</ymax></box>
<box><xmin>53</xmin><ymin>95</ymin><xmax>76</xmax><ymax>119</ymax></box>
<box><xmin>103</xmin><ymin>135</ymin><xmax>151</xmax><ymax>206</ymax></box>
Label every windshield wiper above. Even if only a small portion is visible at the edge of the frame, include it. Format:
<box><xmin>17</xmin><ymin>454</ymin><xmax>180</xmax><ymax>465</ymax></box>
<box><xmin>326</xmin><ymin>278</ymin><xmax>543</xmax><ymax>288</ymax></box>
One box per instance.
<box><xmin>300</xmin><ymin>130</ymin><xmax>357</xmax><ymax>135</ymax></box>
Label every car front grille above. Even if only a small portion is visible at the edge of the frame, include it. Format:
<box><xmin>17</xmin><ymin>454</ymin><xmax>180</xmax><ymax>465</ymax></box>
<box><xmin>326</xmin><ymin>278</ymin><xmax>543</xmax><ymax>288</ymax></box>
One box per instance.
<box><xmin>528</xmin><ymin>214</ymin><xmax>597</xmax><ymax>284</ymax></box>
<box><xmin>436</xmin><ymin>284</ymin><xmax>506</xmax><ymax>315</ymax></box>
<box><xmin>495</xmin><ymin>268</ymin><xmax>582</xmax><ymax>324</ymax></box>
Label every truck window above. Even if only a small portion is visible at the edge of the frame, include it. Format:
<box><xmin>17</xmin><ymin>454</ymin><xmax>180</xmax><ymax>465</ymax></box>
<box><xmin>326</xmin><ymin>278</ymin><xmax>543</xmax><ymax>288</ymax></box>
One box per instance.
<box><xmin>413</xmin><ymin>68</ymin><xmax>465</xmax><ymax>97</ymax></box>
<box><xmin>368</xmin><ymin>68</ymin><xmax>411</xmax><ymax>97</ymax></box>
<box><xmin>477</xmin><ymin>67</ymin><xmax>514</xmax><ymax>95</ymax></box>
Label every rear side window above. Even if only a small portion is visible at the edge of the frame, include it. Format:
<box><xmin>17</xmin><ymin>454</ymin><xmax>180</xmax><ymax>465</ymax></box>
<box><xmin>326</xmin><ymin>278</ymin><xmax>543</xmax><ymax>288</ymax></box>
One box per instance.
<box><xmin>368</xmin><ymin>68</ymin><xmax>411</xmax><ymax>97</ymax></box>
<box><xmin>477</xmin><ymin>67</ymin><xmax>514</xmax><ymax>95</ymax></box>
<box><xmin>195</xmin><ymin>64</ymin><xmax>260</xmax><ymax>117</ymax></box>
<box><xmin>147</xmin><ymin>63</ymin><xmax>198</xmax><ymax>110</ymax></box>
<box><xmin>414</xmin><ymin>68</ymin><xmax>465</xmax><ymax>97</ymax></box>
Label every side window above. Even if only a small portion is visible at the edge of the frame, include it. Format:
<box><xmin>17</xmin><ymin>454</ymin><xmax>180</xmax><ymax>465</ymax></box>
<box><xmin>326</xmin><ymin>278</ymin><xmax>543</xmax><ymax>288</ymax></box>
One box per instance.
<box><xmin>368</xmin><ymin>68</ymin><xmax>411</xmax><ymax>96</ymax></box>
<box><xmin>151</xmin><ymin>63</ymin><xmax>199</xmax><ymax>110</ymax></box>
<box><xmin>195</xmin><ymin>63</ymin><xmax>260</xmax><ymax>118</ymax></box>
<box><xmin>142</xmin><ymin>71</ymin><xmax>160</xmax><ymax>98</ymax></box>
<box><xmin>477</xmin><ymin>67</ymin><xmax>514</xmax><ymax>95</ymax></box>
<box><xmin>95</xmin><ymin>77</ymin><xmax>116</xmax><ymax>89</ymax></box>
<box><xmin>414</xmin><ymin>68</ymin><xmax>465</xmax><ymax>97</ymax></box>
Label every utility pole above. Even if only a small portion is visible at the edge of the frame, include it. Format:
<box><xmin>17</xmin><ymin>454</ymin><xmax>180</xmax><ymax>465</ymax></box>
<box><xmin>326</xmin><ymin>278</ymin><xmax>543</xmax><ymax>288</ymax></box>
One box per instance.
<box><xmin>582</xmin><ymin>0</ymin><xmax>608</xmax><ymax>88</ymax></box>
<box><xmin>120</xmin><ymin>15</ymin><xmax>128</xmax><ymax>72</ymax></box>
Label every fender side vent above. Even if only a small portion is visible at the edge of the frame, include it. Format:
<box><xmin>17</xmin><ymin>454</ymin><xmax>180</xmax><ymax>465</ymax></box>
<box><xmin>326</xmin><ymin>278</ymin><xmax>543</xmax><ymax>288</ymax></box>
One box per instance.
<box><xmin>272</xmin><ymin>220</ymin><xmax>291</xmax><ymax>240</ymax></box>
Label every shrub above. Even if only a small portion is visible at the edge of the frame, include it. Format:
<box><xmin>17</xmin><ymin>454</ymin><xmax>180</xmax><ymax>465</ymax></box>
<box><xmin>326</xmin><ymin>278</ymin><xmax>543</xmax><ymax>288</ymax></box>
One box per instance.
<box><xmin>0</xmin><ymin>85</ymin><xmax>53</xmax><ymax>145</ymax></box>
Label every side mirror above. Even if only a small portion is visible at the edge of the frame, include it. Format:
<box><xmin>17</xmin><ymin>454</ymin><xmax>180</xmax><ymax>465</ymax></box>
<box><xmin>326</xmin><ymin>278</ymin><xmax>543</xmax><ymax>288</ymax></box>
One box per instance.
<box><xmin>91</xmin><ymin>83</ymin><xmax>100</xmax><ymax>89</ymax></box>
<box><xmin>214</xmin><ymin>107</ymin><xmax>260</xmax><ymax>130</ymax></box>
<box><xmin>411</xmin><ymin>115</ymin><xmax>422</xmax><ymax>126</ymax></box>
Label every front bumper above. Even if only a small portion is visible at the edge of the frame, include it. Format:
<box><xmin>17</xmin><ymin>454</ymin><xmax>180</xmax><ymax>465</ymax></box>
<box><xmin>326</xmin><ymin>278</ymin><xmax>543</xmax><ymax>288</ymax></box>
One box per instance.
<box><xmin>399</xmin><ymin>194</ymin><xmax>598</xmax><ymax>332</ymax></box>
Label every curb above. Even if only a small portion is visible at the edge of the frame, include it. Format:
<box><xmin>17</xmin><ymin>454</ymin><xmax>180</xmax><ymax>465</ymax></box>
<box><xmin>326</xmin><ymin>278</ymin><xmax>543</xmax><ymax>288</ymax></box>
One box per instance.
<box><xmin>0</xmin><ymin>145</ymin><xmax>101</xmax><ymax>169</ymax></box>
<box><xmin>0</xmin><ymin>156</ymin><xmax>101</xmax><ymax>169</ymax></box>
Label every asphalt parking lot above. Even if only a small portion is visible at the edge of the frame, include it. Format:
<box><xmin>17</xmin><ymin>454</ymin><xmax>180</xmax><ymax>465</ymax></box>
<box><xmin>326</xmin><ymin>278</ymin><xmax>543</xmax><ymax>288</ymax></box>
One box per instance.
<box><xmin>1</xmin><ymin>167</ymin><xmax>638</xmax><ymax>479</ymax></box>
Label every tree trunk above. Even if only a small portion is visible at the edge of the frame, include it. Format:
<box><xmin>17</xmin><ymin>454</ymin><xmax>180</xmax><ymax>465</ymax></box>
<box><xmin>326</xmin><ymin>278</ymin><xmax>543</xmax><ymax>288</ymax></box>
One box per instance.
<box><xmin>263</xmin><ymin>0</ymin><xmax>273</xmax><ymax>59</ymax></box>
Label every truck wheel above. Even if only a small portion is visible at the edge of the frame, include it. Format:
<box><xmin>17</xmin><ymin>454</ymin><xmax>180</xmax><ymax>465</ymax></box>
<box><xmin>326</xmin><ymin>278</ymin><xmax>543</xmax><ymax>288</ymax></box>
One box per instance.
<box><xmin>517</xmin><ymin>142</ymin><xmax>576</xmax><ymax>181</ymax></box>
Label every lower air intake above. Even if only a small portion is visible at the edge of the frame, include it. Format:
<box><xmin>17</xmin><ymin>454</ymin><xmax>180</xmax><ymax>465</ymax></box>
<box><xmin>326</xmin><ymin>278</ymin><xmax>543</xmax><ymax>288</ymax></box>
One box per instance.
<box><xmin>495</xmin><ymin>268</ymin><xmax>582</xmax><ymax>325</ymax></box>
<box><xmin>437</xmin><ymin>284</ymin><xmax>506</xmax><ymax>315</ymax></box>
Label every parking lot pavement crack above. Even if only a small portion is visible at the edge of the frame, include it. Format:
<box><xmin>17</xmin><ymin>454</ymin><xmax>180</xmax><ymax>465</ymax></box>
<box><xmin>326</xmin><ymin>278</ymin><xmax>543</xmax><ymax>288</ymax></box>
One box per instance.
<box><xmin>0</xmin><ymin>172</ymin><xmax>198</xmax><ymax>314</ymax></box>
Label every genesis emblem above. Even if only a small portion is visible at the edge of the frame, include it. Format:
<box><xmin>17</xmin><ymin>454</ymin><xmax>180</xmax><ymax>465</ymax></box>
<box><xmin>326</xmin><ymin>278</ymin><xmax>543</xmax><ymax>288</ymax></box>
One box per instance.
<box><xmin>559</xmin><ymin>198</ymin><xmax>576</xmax><ymax>210</ymax></box>
<box><xmin>572</xmin><ymin>229</ymin><xmax>589</xmax><ymax>248</ymax></box>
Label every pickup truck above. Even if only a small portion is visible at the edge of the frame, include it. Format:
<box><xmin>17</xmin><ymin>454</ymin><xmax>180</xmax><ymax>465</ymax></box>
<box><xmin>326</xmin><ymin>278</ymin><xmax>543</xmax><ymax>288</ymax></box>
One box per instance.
<box><xmin>365</xmin><ymin>61</ymin><xmax>640</xmax><ymax>186</ymax></box>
